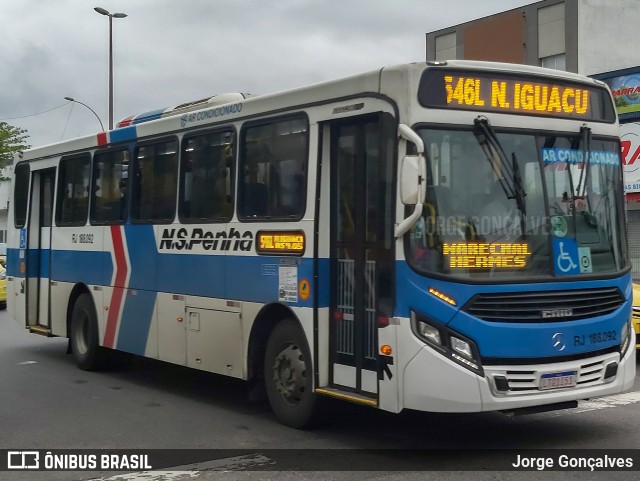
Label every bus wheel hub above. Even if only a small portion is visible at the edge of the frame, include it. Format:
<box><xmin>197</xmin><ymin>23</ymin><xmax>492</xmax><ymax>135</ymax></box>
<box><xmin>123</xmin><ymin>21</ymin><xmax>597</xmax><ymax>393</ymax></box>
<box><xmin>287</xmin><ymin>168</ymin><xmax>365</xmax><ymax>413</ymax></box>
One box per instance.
<box><xmin>273</xmin><ymin>345</ymin><xmax>305</xmax><ymax>402</ymax></box>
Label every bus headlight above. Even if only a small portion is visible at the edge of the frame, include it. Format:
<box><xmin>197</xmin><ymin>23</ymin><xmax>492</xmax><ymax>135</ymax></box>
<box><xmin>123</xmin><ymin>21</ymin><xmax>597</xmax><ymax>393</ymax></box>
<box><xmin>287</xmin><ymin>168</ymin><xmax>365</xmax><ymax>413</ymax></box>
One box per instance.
<box><xmin>620</xmin><ymin>316</ymin><xmax>632</xmax><ymax>356</ymax></box>
<box><xmin>451</xmin><ymin>336</ymin><xmax>473</xmax><ymax>359</ymax></box>
<box><xmin>417</xmin><ymin>320</ymin><xmax>442</xmax><ymax>346</ymax></box>
<box><xmin>411</xmin><ymin>312</ymin><xmax>483</xmax><ymax>376</ymax></box>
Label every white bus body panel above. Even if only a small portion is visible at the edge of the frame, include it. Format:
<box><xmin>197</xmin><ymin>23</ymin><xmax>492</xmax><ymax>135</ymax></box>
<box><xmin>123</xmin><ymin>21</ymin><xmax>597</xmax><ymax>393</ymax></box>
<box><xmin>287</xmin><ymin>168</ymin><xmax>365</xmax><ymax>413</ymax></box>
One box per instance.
<box><xmin>157</xmin><ymin>292</ymin><xmax>187</xmax><ymax>365</ymax></box>
<box><xmin>400</xmin><ymin>318</ymin><xmax>636</xmax><ymax>412</ymax></box>
<box><xmin>186</xmin><ymin>307</ymin><xmax>243</xmax><ymax>378</ymax></box>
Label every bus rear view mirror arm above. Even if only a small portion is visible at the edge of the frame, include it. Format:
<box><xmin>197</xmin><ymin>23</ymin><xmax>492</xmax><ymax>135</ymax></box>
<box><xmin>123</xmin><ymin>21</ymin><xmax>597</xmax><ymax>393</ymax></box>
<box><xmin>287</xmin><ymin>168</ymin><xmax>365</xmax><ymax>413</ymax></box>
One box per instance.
<box><xmin>396</xmin><ymin>124</ymin><xmax>426</xmax><ymax>238</ymax></box>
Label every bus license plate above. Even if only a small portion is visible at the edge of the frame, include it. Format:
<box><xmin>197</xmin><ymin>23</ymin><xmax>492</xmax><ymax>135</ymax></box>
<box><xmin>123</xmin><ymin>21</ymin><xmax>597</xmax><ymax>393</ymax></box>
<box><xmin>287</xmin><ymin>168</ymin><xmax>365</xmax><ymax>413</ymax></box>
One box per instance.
<box><xmin>539</xmin><ymin>371</ymin><xmax>577</xmax><ymax>391</ymax></box>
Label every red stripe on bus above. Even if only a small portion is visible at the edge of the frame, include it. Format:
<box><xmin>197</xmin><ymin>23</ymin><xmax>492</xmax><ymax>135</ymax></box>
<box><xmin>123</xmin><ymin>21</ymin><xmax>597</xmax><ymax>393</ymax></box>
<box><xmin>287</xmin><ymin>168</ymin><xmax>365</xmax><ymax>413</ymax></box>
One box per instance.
<box><xmin>104</xmin><ymin>226</ymin><xmax>128</xmax><ymax>348</ymax></box>
<box><xmin>97</xmin><ymin>132</ymin><xmax>108</xmax><ymax>146</ymax></box>
<box><xmin>116</xmin><ymin>116</ymin><xmax>134</xmax><ymax>128</ymax></box>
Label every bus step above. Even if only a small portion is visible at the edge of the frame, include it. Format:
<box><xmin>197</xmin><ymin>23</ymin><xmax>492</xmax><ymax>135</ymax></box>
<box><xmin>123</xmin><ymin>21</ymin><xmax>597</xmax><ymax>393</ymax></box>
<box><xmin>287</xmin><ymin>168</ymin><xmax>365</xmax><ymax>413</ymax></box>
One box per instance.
<box><xmin>28</xmin><ymin>326</ymin><xmax>53</xmax><ymax>337</ymax></box>
<box><xmin>315</xmin><ymin>387</ymin><xmax>378</xmax><ymax>407</ymax></box>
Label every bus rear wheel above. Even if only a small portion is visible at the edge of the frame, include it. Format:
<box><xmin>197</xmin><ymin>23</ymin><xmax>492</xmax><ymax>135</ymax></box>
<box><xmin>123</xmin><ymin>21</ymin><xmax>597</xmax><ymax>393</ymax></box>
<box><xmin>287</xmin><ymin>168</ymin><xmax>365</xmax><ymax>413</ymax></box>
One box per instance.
<box><xmin>264</xmin><ymin>319</ymin><xmax>321</xmax><ymax>428</ymax></box>
<box><xmin>70</xmin><ymin>293</ymin><xmax>105</xmax><ymax>371</ymax></box>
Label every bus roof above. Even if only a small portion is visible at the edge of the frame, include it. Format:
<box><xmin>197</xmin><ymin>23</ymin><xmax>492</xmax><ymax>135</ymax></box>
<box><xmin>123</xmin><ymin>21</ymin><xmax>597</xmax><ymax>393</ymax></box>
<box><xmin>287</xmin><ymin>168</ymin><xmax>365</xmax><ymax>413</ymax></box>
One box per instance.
<box><xmin>431</xmin><ymin>59</ymin><xmax>606</xmax><ymax>87</ymax></box>
<box><xmin>14</xmin><ymin>60</ymin><xmax>609</xmax><ymax>163</ymax></box>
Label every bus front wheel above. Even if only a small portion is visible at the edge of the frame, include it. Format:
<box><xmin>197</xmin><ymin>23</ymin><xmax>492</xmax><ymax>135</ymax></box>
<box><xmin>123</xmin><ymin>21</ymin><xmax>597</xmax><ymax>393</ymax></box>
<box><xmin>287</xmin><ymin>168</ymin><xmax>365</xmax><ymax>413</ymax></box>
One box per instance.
<box><xmin>264</xmin><ymin>319</ymin><xmax>321</xmax><ymax>428</ymax></box>
<box><xmin>70</xmin><ymin>293</ymin><xmax>105</xmax><ymax>371</ymax></box>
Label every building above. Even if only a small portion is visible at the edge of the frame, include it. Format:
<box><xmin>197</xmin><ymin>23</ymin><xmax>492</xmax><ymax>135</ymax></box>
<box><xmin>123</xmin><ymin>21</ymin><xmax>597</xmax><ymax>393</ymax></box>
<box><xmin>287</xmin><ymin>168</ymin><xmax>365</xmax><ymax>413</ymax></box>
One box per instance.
<box><xmin>426</xmin><ymin>0</ymin><xmax>640</xmax><ymax>277</ymax></box>
<box><xmin>426</xmin><ymin>0</ymin><xmax>640</xmax><ymax>77</ymax></box>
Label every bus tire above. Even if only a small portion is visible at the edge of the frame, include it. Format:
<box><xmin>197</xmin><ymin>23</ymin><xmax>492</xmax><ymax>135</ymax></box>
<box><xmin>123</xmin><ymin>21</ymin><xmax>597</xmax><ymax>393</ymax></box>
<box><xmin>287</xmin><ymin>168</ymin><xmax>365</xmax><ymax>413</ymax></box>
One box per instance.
<box><xmin>264</xmin><ymin>319</ymin><xmax>321</xmax><ymax>429</ymax></box>
<box><xmin>70</xmin><ymin>293</ymin><xmax>105</xmax><ymax>371</ymax></box>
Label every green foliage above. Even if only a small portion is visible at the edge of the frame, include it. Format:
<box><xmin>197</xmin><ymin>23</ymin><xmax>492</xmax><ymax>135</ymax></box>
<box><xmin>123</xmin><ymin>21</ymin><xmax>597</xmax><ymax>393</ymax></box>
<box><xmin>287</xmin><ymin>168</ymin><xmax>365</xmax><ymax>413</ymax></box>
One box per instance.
<box><xmin>615</xmin><ymin>96</ymin><xmax>629</xmax><ymax>108</ymax></box>
<box><xmin>0</xmin><ymin>122</ymin><xmax>30</xmax><ymax>180</ymax></box>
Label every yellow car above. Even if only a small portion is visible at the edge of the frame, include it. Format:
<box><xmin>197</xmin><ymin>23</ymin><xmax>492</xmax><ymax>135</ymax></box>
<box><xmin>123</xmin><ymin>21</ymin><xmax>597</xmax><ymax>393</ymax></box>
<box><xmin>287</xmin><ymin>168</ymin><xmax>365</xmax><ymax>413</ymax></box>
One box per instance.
<box><xmin>633</xmin><ymin>284</ymin><xmax>640</xmax><ymax>350</ymax></box>
<box><xmin>0</xmin><ymin>265</ymin><xmax>6</xmax><ymax>309</ymax></box>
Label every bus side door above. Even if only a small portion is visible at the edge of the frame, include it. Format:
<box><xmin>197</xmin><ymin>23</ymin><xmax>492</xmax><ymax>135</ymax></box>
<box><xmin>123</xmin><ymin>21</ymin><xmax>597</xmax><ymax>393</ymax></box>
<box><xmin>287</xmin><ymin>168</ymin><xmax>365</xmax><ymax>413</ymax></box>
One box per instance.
<box><xmin>327</xmin><ymin>113</ymin><xmax>396</xmax><ymax>398</ymax></box>
<box><xmin>28</xmin><ymin>168</ymin><xmax>56</xmax><ymax>329</ymax></box>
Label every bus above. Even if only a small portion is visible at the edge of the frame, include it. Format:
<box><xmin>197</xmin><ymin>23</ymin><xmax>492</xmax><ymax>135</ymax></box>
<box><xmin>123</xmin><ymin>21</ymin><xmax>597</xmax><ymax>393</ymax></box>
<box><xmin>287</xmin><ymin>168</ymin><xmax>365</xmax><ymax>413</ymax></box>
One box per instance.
<box><xmin>7</xmin><ymin>60</ymin><xmax>636</xmax><ymax>428</ymax></box>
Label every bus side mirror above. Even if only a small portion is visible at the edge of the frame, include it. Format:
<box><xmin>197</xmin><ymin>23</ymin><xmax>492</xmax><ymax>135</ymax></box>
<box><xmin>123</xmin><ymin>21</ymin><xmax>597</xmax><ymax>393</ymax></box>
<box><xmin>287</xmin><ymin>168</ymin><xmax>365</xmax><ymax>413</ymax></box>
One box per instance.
<box><xmin>400</xmin><ymin>154</ymin><xmax>426</xmax><ymax>205</ymax></box>
<box><xmin>395</xmin><ymin>124</ymin><xmax>427</xmax><ymax>238</ymax></box>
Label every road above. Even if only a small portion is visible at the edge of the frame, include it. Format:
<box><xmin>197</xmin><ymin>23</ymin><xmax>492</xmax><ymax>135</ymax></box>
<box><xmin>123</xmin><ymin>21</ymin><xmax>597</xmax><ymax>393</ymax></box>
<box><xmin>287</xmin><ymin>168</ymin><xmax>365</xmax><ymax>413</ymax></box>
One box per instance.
<box><xmin>0</xmin><ymin>310</ymin><xmax>638</xmax><ymax>481</ymax></box>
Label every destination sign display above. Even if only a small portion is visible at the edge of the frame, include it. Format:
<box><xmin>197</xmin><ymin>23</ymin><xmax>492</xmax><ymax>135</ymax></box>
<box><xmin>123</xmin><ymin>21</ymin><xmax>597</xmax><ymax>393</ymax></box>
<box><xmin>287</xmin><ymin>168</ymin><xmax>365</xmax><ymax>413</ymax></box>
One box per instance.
<box><xmin>419</xmin><ymin>69</ymin><xmax>615</xmax><ymax>122</ymax></box>
<box><xmin>256</xmin><ymin>230</ymin><xmax>305</xmax><ymax>256</ymax></box>
<box><xmin>442</xmin><ymin>242</ymin><xmax>531</xmax><ymax>269</ymax></box>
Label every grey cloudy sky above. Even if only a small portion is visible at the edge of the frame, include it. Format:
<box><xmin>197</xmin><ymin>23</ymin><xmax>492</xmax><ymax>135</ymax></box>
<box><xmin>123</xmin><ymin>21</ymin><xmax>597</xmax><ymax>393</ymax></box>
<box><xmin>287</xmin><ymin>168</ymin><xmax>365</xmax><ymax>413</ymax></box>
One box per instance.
<box><xmin>2</xmin><ymin>0</ymin><xmax>532</xmax><ymax>148</ymax></box>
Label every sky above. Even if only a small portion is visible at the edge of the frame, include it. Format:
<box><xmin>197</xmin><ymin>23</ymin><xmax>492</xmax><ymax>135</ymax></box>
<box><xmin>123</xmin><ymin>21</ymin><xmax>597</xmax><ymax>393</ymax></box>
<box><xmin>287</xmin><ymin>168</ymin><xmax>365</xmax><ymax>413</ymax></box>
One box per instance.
<box><xmin>1</xmin><ymin>0</ymin><xmax>534</xmax><ymax>148</ymax></box>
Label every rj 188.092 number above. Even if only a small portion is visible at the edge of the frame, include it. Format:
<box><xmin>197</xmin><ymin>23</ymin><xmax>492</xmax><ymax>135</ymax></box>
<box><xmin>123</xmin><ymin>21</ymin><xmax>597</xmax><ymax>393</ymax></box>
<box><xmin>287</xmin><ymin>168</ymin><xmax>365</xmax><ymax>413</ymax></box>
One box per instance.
<box><xmin>71</xmin><ymin>233</ymin><xmax>94</xmax><ymax>244</ymax></box>
<box><xmin>574</xmin><ymin>330</ymin><xmax>616</xmax><ymax>346</ymax></box>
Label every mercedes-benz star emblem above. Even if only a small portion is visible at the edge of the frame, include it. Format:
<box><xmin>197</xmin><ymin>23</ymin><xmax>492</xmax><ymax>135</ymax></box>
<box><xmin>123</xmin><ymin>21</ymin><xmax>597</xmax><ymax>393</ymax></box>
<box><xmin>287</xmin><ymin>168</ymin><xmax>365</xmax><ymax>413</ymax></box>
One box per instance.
<box><xmin>552</xmin><ymin>332</ymin><xmax>566</xmax><ymax>352</ymax></box>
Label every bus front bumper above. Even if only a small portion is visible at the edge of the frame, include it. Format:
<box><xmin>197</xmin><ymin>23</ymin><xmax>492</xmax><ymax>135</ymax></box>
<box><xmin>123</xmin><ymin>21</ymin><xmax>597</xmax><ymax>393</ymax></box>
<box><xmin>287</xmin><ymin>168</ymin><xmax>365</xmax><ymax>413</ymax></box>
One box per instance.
<box><xmin>402</xmin><ymin>337</ymin><xmax>636</xmax><ymax>413</ymax></box>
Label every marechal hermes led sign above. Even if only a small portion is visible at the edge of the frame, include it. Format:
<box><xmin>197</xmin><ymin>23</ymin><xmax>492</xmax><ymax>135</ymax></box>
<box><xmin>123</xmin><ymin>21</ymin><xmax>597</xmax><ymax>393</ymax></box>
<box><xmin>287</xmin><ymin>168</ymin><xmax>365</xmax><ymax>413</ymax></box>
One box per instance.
<box><xmin>420</xmin><ymin>70</ymin><xmax>611</xmax><ymax>121</ymax></box>
<box><xmin>442</xmin><ymin>242</ymin><xmax>531</xmax><ymax>269</ymax></box>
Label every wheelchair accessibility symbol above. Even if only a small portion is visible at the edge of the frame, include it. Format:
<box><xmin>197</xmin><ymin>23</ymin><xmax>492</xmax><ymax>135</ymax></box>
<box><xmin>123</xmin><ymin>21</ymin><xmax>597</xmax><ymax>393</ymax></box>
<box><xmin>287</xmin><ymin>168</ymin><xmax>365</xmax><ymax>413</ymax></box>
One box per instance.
<box><xmin>557</xmin><ymin>242</ymin><xmax>577</xmax><ymax>273</ymax></box>
<box><xmin>553</xmin><ymin>238</ymin><xmax>580</xmax><ymax>275</ymax></box>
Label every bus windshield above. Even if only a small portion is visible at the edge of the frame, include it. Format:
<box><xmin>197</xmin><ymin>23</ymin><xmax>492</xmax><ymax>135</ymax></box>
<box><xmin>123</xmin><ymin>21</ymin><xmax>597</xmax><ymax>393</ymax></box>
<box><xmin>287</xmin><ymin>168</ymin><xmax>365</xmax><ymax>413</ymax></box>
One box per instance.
<box><xmin>406</xmin><ymin>127</ymin><xmax>628</xmax><ymax>281</ymax></box>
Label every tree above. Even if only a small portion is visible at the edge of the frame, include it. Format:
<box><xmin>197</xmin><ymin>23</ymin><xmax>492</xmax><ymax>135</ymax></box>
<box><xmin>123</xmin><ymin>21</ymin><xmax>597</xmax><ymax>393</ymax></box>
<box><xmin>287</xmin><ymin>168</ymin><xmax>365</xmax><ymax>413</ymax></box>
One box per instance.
<box><xmin>0</xmin><ymin>122</ymin><xmax>30</xmax><ymax>180</ymax></box>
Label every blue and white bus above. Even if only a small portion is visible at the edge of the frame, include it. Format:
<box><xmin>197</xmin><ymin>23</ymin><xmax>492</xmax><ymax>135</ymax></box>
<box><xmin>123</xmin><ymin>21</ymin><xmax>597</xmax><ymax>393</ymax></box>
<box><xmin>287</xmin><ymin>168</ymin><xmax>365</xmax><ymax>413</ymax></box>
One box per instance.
<box><xmin>8</xmin><ymin>60</ymin><xmax>635</xmax><ymax>428</ymax></box>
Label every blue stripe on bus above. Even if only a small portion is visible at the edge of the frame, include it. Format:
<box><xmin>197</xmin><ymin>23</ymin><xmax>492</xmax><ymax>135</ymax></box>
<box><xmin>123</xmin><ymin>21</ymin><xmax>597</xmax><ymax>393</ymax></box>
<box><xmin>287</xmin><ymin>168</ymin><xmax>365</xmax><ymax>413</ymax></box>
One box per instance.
<box><xmin>6</xmin><ymin>248</ymin><xmax>21</xmax><ymax>277</ymax></box>
<box><xmin>9</xmin><ymin>248</ymin><xmax>112</xmax><ymax>286</ymax></box>
<box><xmin>156</xmin><ymin>254</ymin><xmax>323</xmax><ymax>305</ymax></box>
<box><xmin>110</xmin><ymin>125</ymin><xmax>137</xmax><ymax>143</ymax></box>
<box><xmin>132</xmin><ymin>109</ymin><xmax>165</xmax><ymax>125</ymax></box>
<box><xmin>11</xmin><ymin>246</ymin><xmax>328</xmax><ymax>308</ymax></box>
<box><xmin>51</xmin><ymin>250</ymin><xmax>113</xmax><ymax>286</ymax></box>
<box><xmin>117</xmin><ymin>289</ymin><xmax>157</xmax><ymax>356</ymax></box>
<box><xmin>124</xmin><ymin>225</ymin><xmax>160</xmax><ymax>291</ymax></box>
<box><xmin>12</xmin><ymin>250</ymin><xmax>112</xmax><ymax>285</ymax></box>
<box><xmin>7</xmin><ymin>249</ymin><xmax>51</xmax><ymax>279</ymax></box>
<box><xmin>123</xmin><ymin>224</ymin><xmax>229</xmax><ymax>297</ymax></box>
<box><xmin>122</xmin><ymin>224</ymin><xmax>326</xmax><ymax>306</ymax></box>
<box><xmin>451</xmin><ymin>301</ymin><xmax>630</xmax><ymax>359</ymax></box>
<box><xmin>34</xmin><ymin>250</ymin><xmax>48</xmax><ymax>278</ymax></box>
<box><xmin>396</xmin><ymin>261</ymin><xmax>632</xmax><ymax>359</ymax></box>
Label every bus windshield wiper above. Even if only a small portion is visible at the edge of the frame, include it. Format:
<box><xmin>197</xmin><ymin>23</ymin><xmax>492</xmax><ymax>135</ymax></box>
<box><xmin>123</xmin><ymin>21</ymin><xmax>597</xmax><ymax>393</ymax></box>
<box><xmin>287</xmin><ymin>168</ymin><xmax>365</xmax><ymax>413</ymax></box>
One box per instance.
<box><xmin>473</xmin><ymin>116</ymin><xmax>527</xmax><ymax>217</ymax></box>
<box><xmin>511</xmin><ymin>151</ymin><xmax>527</xmax><ymax>217</ymax></box>
<box><xmin>575</xmin><ymin>125</ymin><xmax>592</xmax><ymax>198</ymax></box>
<box><xmin>573</xmin><ymin>125</ymin><xmax>599</xmax><ymax>228</ymax></box>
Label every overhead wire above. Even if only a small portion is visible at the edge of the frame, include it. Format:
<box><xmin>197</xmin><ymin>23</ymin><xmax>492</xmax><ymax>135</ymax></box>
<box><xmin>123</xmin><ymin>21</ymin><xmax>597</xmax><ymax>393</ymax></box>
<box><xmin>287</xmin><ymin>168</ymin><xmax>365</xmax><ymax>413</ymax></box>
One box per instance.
<box><xmin>0</xmin><ymin>102</ymin><xmax>69</xmax><ymax>121</ymax></box>
<box><xmin>60</xmin><ymin>103</ymin><xmax>75</xmax><ymax>140</ymax></box>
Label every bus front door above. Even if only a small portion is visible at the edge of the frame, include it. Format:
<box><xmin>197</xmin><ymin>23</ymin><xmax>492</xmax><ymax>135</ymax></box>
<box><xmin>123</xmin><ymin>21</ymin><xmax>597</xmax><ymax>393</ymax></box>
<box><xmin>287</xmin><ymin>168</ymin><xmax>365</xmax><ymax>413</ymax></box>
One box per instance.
<box><xmin>328</xmin><ymin>114</ymin><xmax>395</xmax><ymax>399</ymax></box>
<box><xmin>27</xmin><ymin>168</ymin><xmax>56</xmax><ymax>331</ymax></box>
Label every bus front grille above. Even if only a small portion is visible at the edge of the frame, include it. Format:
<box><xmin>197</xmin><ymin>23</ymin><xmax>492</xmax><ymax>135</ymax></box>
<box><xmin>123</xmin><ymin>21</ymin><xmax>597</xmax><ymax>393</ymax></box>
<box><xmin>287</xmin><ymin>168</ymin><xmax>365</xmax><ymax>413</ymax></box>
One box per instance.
<box><xmin>487</xmin><ymin>355</ymin><xmax>618</xmax><ymax>396</ymax></box>
<box><xmin>463</xmin><ymin>287</ymin><xmax>624</xmax><ymax>323</ymax></box>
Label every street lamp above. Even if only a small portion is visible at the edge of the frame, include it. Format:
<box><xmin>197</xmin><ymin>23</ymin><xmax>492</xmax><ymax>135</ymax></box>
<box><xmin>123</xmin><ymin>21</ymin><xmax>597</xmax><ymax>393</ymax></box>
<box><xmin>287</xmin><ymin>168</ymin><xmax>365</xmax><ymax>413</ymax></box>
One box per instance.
<box><xmin>94</xmin><ymin>6</ymin><xmax>127</xmax><ymax>130</ymax></box>
<box><xmin>64</xmin><ymin>97</ymin><xmax>105</xmax><ymax>131</ymax></box>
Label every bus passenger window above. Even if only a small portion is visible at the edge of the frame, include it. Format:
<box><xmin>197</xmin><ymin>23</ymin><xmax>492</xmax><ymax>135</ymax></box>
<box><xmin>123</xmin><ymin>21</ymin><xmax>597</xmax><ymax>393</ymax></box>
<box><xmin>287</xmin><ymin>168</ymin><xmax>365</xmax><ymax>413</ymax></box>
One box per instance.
<box><xmin>91</xmin><ymin>149</ymin><xmax>129</xmax><ymax>224</ymax></box>
<box><xmin>180</xmin><ymin>130</ymin><xmax>234</xmax><ymax>222</ymax></box>
<box><xmin>278</xmin><ymin>158</ymin><xmax>304</xmax><ymax>215</ymax></box>
<box><xmin>132</xmin><ymin>139</ymin><xmax>178</xmax><ymax>224</ymax></box>
<box><xmin>244</xmin><ymin>163</ymin><xmax>268</xmax><ymax>216</ymax></box>
<box><xmin>13</xmin><ymin>162</ymin><xmax>30</xmax><ymax>228</ymax></box>
<box><xmin>239</xmin><ymin>116</ymin><xmax>308</xmax><ymax>220</ymax></box>
<box><xmin>56</xmin><ymin>153</ymin><xmax>90</xmax><ymax>226</ymax></box>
